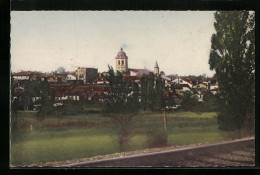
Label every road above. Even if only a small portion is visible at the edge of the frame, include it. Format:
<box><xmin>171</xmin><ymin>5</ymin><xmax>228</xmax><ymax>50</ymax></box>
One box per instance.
<box><xmin>64</xmin><ymin>138</ymin><xmax>255</xmax><ymax>167</ymax></box>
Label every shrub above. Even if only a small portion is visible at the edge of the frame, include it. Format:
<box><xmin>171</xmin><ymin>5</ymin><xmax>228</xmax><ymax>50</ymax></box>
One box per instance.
<box><xmin>147</xmin><ymin>131</ymin><xmax>168</xmax><ymax>148</ymax></box>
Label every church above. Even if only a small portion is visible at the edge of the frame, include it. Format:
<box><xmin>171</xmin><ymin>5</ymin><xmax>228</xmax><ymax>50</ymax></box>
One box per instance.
<box><xmin>115</xmin><ymin>48</ymin><xmax>159</xmax><ymax>77</ymax></box>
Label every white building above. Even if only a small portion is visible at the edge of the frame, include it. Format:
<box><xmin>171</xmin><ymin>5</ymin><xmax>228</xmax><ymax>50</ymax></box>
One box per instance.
<box><xmin>172</xmin><ymin>77</ymin><xmax>193</xmax><ymax>88</ymax></box>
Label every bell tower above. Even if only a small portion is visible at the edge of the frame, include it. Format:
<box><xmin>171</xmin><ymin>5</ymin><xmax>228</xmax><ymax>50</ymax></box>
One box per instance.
<box><xmin>115</xmin><ymin>48</ymin><xmax>128</xmax><ymax>73</ymax></box>
<box><xmin>154</xmin><ymin>61</ymin><xmax>159</xmax><ymax>76</ymax></box>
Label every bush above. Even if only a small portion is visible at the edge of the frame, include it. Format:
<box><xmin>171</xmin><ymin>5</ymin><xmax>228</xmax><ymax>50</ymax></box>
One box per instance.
<box><xmin>147</xmin><ymin>131</ymin><xmax>168</xmax><ymax>148</ymax></box>
<box><xmin>11</xmin><ymin>113</ymin><xmax>24</xmax><ymax>130</ymax></box>
<box><xmin>180</xmin><ymin>91</ymin><xmax>219</xmax><ymax>113</ymax></box>
<box><xmin>217</xmin><ymin>110</ymin><xmax>248</xmax><ymax>131</ymax></box>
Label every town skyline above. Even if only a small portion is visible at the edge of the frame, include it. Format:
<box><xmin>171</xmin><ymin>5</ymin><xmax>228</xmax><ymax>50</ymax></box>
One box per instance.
<box><xmin>11</xmin><ymin>11</ymin><xmax>216</xmax><ymax>76</ymax></box>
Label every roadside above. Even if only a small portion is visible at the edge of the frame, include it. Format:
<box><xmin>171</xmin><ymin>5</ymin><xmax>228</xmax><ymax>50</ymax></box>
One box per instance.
<box><xmin>13</xmin><ymin>137</ymin><xmax>254</xmax><ymax>167</ymax></box>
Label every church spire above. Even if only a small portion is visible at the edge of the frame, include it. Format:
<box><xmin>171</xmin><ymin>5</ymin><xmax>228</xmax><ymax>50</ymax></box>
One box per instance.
<box><xmin>154</xmin><ymin>60</ymin><xmax>159</xmax><ymax>68</ymax></box>
<box><xmin>154</xmin><ymin>60</ymin><xmax>159</xmax><ymax>75</ymax></box>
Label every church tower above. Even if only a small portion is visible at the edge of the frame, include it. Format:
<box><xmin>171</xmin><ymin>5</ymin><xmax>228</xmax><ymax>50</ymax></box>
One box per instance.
<box><xmin>115</xmin><ymin>48</ymin><xmax>128</xmax><ymax>73</ymax></box>
<box><xmin>154</xmin><ymin>61</ymin><xmax>159</xmax><ymax>76</ymax></box>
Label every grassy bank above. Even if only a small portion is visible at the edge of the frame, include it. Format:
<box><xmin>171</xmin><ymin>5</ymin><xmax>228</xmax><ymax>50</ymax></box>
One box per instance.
<box><xmin>10</xmin><ymin>111</ymin><xmax>254</xmax><ymax>166</ymax></box>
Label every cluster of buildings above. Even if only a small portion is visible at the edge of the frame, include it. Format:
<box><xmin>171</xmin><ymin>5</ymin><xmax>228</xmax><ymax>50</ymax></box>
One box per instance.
<box><xmin>12</xmin><ymin>48</ymin><xmax>219</xmax><ymax>110</ymax></box>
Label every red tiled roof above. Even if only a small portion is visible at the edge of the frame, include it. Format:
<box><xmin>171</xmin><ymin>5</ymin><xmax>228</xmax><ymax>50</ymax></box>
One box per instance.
<box><xmin>12</xmin><ymin>71</ymin><xmax>33</xmax><ymax>76</ymax></box>
<box><xmin>94</xmin><ymin>77</ymin><xmax>109</xmax><ymax>82</ymax></box>
<box><xmin>50</xmin><ymin>85</ymin><xmax>109</xmax><ymax>97</ymax></box>
<box><xmin>122</xmin><ymin>76</ymin><xmax>141</xmax><ymax>81</ymax></box>
<box><xmin>128</xmin><ymin>68</ymin><xmax>152</xmax><ymax>76</ymax></box>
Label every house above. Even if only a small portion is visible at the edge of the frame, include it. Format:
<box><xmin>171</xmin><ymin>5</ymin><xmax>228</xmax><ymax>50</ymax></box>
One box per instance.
<box><xmin>12</xmin><ymin>71</ymin><xmax>33</xmax><ymax>81</ymax></box>
<box><xmin>210</xmin><ymin>84</ymin><xmax>218</xmax><ymax>90</ymax></box>
<box><xmin>172</xmin><ymin>77</ymin><xmax>193</xmax><ymax>88</ymax></box>
<box><xmin>100</xmin><ymin>72</ymin><xmax>109</xmax><ymax>78</ymax></box>
<box><xmin>76</xmin><ymin>67</ymin><xmax>99</xmax><ymax>84</ymax></box>
<box><xmin>195</xmin><ymin>82</ymin><xmax>208</xmax><ymax>89</ymax></box>
<box><xmin>174</xmin><ymin>84</ymin><xmax>191</xmax><ymax>93</ymax></box>
<box><xmin>122</xmin><ymin>76</ymin><xmax>141</xmax><ymax>84</ymax></box>
<box><xmin>114</xmin><ymin>48</ymin><xmax>159</xmax><ymax>77</ymax></box>
<box><xmin>94</xmin><ymin>77</ymin><xmax>109</xmax><ymax>85</ymax></box>
<box><xmin>210</xmin><ymin>87</ymin><xmax>219</xmax><ymax>95</ymax></box>
<box><xmin>128</xmin><ymin>68</ymin><xmax>153</xmax><ymax>77</ymax></box>
<box><xmin>164</xmin><ymin>91</ymin><xmax>182</xmax><ymax>107</ymax></box>
<box><xmin>161</xmin><ymin>75</ymin><xmax>173</xmax><ymax>90</ymax></box>
<box><xmin>50</xmin><ymin>85</ymin><xmax>109</xmax><ymax>103</ymax></box>
<box><xmin>66</xmin><ymin>74</ymin><xmax>76</xmax><ymax>80</ymax></box>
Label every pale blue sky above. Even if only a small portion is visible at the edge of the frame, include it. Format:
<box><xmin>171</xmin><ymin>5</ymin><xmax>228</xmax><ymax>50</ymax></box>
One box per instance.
<box><xmin>11</xmin><ymin>11</ymin><xmax>216</xmax><ymax>76</ymax></box>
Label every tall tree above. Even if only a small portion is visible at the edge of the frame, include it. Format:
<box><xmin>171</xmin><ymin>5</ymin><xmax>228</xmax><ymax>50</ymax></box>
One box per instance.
<box><xmin>209</xmin><ymin>11</ymin><xmax>255</xmax><ymax>130</ymax></box>
<box><xmin>11</xmin><ymin>78</ymin><xmax>24</xmax><ymax>129</ymax></box>
<box><xmin>154</xmin><ymin>78</ymin><xmax>163</xmax><ymax>111</ymax></box>
<box><xmin>103</xmin><ymin>66</ymin><xmax>140</xmax><ymax>151</ymax></box>
<box><xmin>141</xmin><ymin>74</ymin><xmax>164</xmax><ymax>111</ymax></box>
<box><xmin>24</xmin><ymin>79</ymin><xmax>53</xmax><ymax>119</ymax></box>
<box><xmin>55</xmin><ymin>66</ymin><xmax>66</xmax><ymax>74</ymax></box>
<box><xmin>141</xmin><ymin>74</ymin><xmax>155</xmax><ymax>111</ymax></box>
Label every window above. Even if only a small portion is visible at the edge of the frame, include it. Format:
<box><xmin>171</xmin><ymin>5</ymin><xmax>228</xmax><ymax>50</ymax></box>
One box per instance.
<box><xmin>122</xmin><ymin>60</ymin><xmax>124</xmax><ymax>65</ymax></box>
<box><xmin>118</xmin><ymin>60</ymin><xmax>120</xmax><ymax>65</ymax></box>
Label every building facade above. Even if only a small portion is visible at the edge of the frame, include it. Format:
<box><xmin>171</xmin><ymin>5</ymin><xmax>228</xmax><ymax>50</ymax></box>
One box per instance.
<box><xmin>115</xmin><ymin>48</ymin><xmax>159</xmax><ymax>77</ymax></box>
<box><xmin>115</xmin><ymin>48</ymin><xmax>128</xmax><ymax>73</ymax></box>
<box><xmin>154</xmin><ymin>61</ymin><xmax>159</xmax><ymax>76</ymax></box>
<box><xmin>76</xmin><ymin>67</ymin><xmax>98</xmax><ymax>84</ymax></box>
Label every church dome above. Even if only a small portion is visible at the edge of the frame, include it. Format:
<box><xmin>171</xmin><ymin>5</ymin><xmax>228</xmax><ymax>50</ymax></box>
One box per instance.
<box><xmin>116</xmin><ymin>48</ymin><xmax>128</xmax><ymax>59</ymax></box>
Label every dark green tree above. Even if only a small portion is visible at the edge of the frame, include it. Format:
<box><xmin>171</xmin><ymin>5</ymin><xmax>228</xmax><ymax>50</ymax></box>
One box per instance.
<box><xmin>209</xmin><ymin>11</ymin><xmax>255</xmax><ymax>130</ymax></box>
<box><xmin>141</xmin><ymin>74</ymin><xmax>156</xmax><ymax>111</ymax></box>
<box><xmin>180</xmin><ymin>91</ymin><xmax>198</xmax><ymax>111</ymax></box>
<box><xmin>154</xmin><ymin>78</ymin><xmax>163</xmax><ymax>111</ymax></box>
<box><xmin>10</xmin><ymin>78</ymin><xmax>24</xmax><ymax>129</ymax></box>
<box><xmin>38</xmin><ymin>80</ymin><xmax>53</xmax><ymax>118</ymax></box>
<box><xmin>103</xmin><ymin>66</ymin><xmax>140</xmax><ymax>152</ymax></box>
<box><xmin>201</xmin><ymin>92</ymin><xmax>220</xmax><ymax>112</ymax></box>
<box><xmin>24</xmin><ymin>79</ymin><xmax>53</xmax><ymax>119</ymax></box>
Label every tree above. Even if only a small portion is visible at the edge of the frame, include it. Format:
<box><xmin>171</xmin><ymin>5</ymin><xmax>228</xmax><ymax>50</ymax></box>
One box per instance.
<box><xmin>160</xmin><ymin>71</ymin><xmax>165</xmax><ymax>76</ymax></box>
<box><xmin>140</xmin><ymin>74</ymin><xmax>154</xmax><ymax>111</ymax></box>
<box><xmin>24</xmin><ymin>79</ymin><xmax>53</xmax><ymax>119</ymax></box>
<box><xmin>154</xmin><ymin>78</ymin><xmax>163</xmax><ymax>111</ymax></box>
<box><xmin>11</xmin><ymin>78</ymin><xmax>24</xmax><ymax>129</ymax></box>
<box><xmin>180</xmin><ymin>91</ymin><xmax>198</xmax><ymax>111</ymax></box>
<box><xmin>201</xmin><ymin>91</ymin><xmax>219</xmax><ymax>112</ymax></box>
<box><xmin>55</xmin><ymin>66</ymin><xmax>66</xmax><ymax>74</ymax></box>
<box><xmin>140</xmin><ymin>74</ymin><xmax>164</xmax><ymax>111</ymax></box>
<box><xmin>209</xmin><ymin>11</ymin><xmax>255</xmax><ymax>130</ymax></box>
<box><xmin>38</xmin><ymin>80</ymin><xmax>53</xmax><ymax>119</ymax></box>
<box><xmin>103</xmin><ymin>65</ymin><xmax>140</xmax><ymax>152</ymax></box>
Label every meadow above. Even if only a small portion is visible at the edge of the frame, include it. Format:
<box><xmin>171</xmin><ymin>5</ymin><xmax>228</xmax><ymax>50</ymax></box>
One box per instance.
<box><xmin>10</xmin><ymin>111</ymin><xmax>254</xmax><ymax>166</ymax></box>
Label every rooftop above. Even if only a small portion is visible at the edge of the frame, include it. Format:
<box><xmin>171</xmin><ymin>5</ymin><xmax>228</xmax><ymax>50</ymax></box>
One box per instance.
<box><xmin>116</xmin><ymin>48</ymin><xmax>128</xmax><ymax>59</ymax></box>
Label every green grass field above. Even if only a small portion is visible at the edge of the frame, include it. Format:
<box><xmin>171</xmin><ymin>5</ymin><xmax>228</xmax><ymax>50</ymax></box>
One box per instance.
<box><xmin>10</xmin><ymin>111</ymin><xmax>254</xmax><ymax>166</ymax></box>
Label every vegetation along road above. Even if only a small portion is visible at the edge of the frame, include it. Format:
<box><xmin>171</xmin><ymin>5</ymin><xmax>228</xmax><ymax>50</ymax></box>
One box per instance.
<box><xmin>65</xmin><ymin>138</ymin><xmax>254</xmax><ymax>167</ymax></box>
<box><xmin>10</xmin><ymin>111</ymin><xmax>254</xmax><ymax>167</ymax></box>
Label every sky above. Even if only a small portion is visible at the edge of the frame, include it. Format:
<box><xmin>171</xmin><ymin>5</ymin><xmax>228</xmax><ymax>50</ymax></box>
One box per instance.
<box><xmin>11</xmin><ymin>11</ymin><xmax>216</xmax><ymax>76</ymax></box>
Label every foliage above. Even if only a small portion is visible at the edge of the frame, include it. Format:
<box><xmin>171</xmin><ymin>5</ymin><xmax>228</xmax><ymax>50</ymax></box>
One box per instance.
<box><xmin>55</xmin><ymin>66</ymin><xmax>66</xmax><ymax>74</ymax></box>
<box><xmin>147</xmin><ymin>130</ymin><xmax>167</xmax><ymax>148</ymax></box>
<box><xmin>103</xmin><ymin>65</ymin><xmax>140</xmax><ymax>151</ymax></box>
<box><xmin>180</xmin><ymin>91</ymin><xmax>198</xmax><ymax>111</ymax></box>
<box><xmin>180</xmin><ymin>91</ymin><xmax>220</xmax><ymax>113</ymax></box>
<box><xmin>159</xmin><ymin>71</ymin><xmax>165</xmax><ymax>76</ymax></box>
<box><xmin>104</xmin><ymin>66</ymin><xmax>140</xmax><ymax>116</ymax></box>
<box><xmin>11</xmin><ymin>79</ymin><xmax>24</xmax><ymax>129</ymax></box>
<box><xmin>140</xmin><ymin>74</ymin><xmax>163</xmax><ymax>111</ymax></box>
<box><xmin>24</xmin><ymin>80</ymin><xmax>53</xmax><ymax>119</ymax></box>
<box><xmin>202</xmin><ymin>92</ymin><xmax>220</xmax><ymax>112</ymax></box>
<box><xmin>11</xmin><ymin>112</ymin><xmax>254</xmax><ymax>166</ymax></box>
<box><xmin>209</xmin><ymin>11</ymin><xmax>255</xmax><ymax>130</ymax></box>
